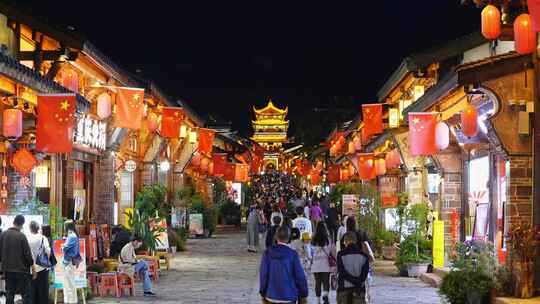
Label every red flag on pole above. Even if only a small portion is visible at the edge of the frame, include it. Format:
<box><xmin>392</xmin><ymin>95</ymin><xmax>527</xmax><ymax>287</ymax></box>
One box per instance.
<box><xmin>160</xmin><ymin>107</ymin><xmax>184</xmax><ymax>138</ymax></box>
<box><xmin>358</xmin><ymin>153</ymin><xmax>376</xmax><ymax>180</ymax></box>
<box><xmin>327</xmin><ymin>164</ymin><xmax>340</xmax><ymax>184</ymax></box>
<box><xmin>114</xmin><ymin>88</ymin><xmax>144</xmax><ymax>129</ymax></box>
<box><xmin>36</xmin><ymin>94</ymin><xmax>76</xmax><ymax>153</ymax></box>
<box><xmin>197</xmin><ymin>128</ymin><xmax>215</xmax><ymax>155</ymax></box>
<box><xmin>408</xmin><ymin>112</ymin><xmax>438</xmax><ymax>156</ymax></box>
<box><xmin>528</xmin><ymin>0</ymin><xmax>540</xmax><ymax>32</ymax></box>
<box><xmin>212</xmin><ymin>153</ymin><xmax>227</xmax><ymax>177</ymax></box>
<box><xmin>362</xmin><ymin>104</ymin><xmax>383</xmax><ymax>137</ymax></box>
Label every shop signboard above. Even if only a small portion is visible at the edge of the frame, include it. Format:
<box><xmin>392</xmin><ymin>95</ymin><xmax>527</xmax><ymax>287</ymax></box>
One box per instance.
<box><xmin>342</xmin><ymin>194</ymin><xmax>359</xmax><ymax>217</ymax></box>
<box><xmin>189</xmin><ymin>213</ymin><xmax>204</xmax><ymax>236</ymax></box>
<box><xmin>432</xmin><ymin>219</ymin><xmax>445</xmax><ymax>268</ymax></box>
<box><xmin>407</xmin><ymin>172</ymin><xmax>423</xmax><ymax>205</ymax></box>
<box><xmin>74</xmin><ymin>114</ymin><xmax>107</xmax><ymax>152</ymax></box>
<box><xmin>379</xmin><ymin>175</ymin><xmax>399</xmax><ymax>208</ymax></box>
<box><xmin>124</xmin><ymin>160</ymin><xmax>137</xmax><ymax>172</ymax></box>
<box><xmin>53</xmin><ymin>239</ymin><xmax>87</xmax><ymax>289</ymax></box>
<box><xmin>88</xmin><ymin>223</ymin><xmax>98</xmax><ymax>261</ymax></box>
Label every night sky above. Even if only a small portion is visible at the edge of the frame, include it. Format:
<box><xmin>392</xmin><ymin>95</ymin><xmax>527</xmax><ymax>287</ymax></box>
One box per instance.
<box><xmin>19</xmin><ymin>1</ymin><xmax>480</xmax><ymax>138</ymax></box>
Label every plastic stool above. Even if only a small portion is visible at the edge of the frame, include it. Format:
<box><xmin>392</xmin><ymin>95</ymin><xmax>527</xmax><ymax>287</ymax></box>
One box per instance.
<box><xmin>117</xmin><ymin>273</ymin><xmax>135</xmax><ymax>297</ymax></box>
<box><xmin>146</xmin><ymin>259</ymin><xmax>159</xmax><ymax>281</ymax></box>
<box><xmin>98</xmin><ymin>272</ymin><xmax>119</xmax><ymax>297</ymax></box>
<box><xmin>86</xmin><ymin>271</ymin><xmax>99</xmax><ymax>295</ymax></box>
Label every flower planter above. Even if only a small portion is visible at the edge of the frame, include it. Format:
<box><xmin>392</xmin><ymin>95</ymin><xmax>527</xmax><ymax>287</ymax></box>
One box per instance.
<box><xmin>381</xmin><ymin>246</ymin><xmax>397</xmax><ymax>260</ymax></box>
<box><xmin>406</xmin><ymin>263</ymin><xmax>429</xmax><ymax>278</ymax></box>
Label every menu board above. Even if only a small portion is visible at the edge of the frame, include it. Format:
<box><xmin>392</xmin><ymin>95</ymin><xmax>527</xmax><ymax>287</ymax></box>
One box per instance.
<box><xmin>151</xmin><ymin>219</ymin><xmax>169</xmax><ymax>250</ymax></box>
<box><xmin>407</xmin><ymin>172</ymin><xmax>423</xmax><ymax>205</ymax></box>
<box><xmin>53</xmin><ymin>239</ymin><xmax>87</xmax><ymax>289</ymax></box>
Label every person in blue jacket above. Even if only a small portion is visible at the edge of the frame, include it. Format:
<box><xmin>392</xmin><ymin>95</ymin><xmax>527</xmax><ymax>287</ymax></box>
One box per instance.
<box><xmin>259</xmin><ymin>226</ymin><xmax>308</xmax><ymax>304</ymax></box>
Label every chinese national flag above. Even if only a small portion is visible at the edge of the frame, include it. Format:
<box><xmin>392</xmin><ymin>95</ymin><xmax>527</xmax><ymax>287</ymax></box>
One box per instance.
<box><xmin>36</xmin><ymin>94</ymin><xmax>76</xmax><ymax>153</ymax></box>
<box><xmin>408</xmin><ymin>112</ymin><xmax>438</xmax><ymax>156</ymax></box>
<box><xmin>358</xmin><ymin>153</ymin><xmax>376</xmax><ymax>180</ymax></box>
<box><xmin>160</xmin><ymin>107</ymin><xmax>184</xmax><ymax>138</ymax></box>
<box><xmin>301</xmin><ymin>159</ymin><xmax>312</xmax><ymax>176</ymax></box>
<box><xmin>362</xmin><ymin>104</ymin><xmax>383</xmax><ymax>137</ymax></box>
<box><xmin>114</xmin><ymin>87</ymin><xmax>144</xmax><ymax>129</ymax></box>
<box><xmin>528</xmin><ymin>0</ymin><xmax>540</xmax><ymax>32</ymax></box>
<box><xmin>327</xmin><ymin>164</ymin><xmax>340</xmax><ymax>184</ymax></box>
<box><xmin>212</xmin><ymin>153</ymin><xmax>227</xmax><ymax>177</ymax></box>
<box><xmin>310</xmin><ymin>168</ymin><xmax>321</xmax><ymax>185</ymax></box>
<box><xmin>198</xmin><ymin>128</ymin><xmax>215</xmax><ymax>155</ymax></box>
<box><xmin>224</xmin><ymin>163</ymin><xmax>236</xmax><ymax>181</ymax></box>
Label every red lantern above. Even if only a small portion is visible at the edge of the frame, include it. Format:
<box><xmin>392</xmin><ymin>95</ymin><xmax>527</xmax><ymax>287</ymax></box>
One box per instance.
<box><xmin>200</xmin><ymin>157</ymin><xmax>210</xmax><ymax>172</ymax></box>
<box><xmin>316</xmin><ymin>161</ymin><xmax>323</xmax><ymax>170</ymax></box>
<box><xmin>435</xmin><ymin>121</ymin><xmax>450</xmax><ymax>151</ymax></box>
<box><xmin>481</xmin><ymin>5</ymin><xmax>501</xmax><ymax>40</ymax></box>
<box><xmin>338</xmin><ymin>135</ymin><xmax>345</xmax><ymax>146</ymax></box>
<box><xmin>375</xmin><ymin>158</ymin><xmax>386</xmax><ymax>176</ymax></box>
<box><xmin>208</xmin><ymin>161</ymin><xmax>214</xmax><ymax>176</ymax></box>
<box><xmin>3</xmin><ymin>109</ymin><xmax>22</xmax><ymax>139</ymax></box>
<box><xmin>12</xmin><ymin>148</ymin><xmax>37</xmax><ymax>176</ymax></box>
<box><xmin>97</xmin><ymin>93</ymin><xmax>112</xmax><ymax>119</ymax></box>
<box><xmin>192</xmin><ymin>153</ymin><xmax>201</xmax><ymax>167</ymax></box>
<box><xmin>340</xmin><ymin>167</ymin><xmax>349</xmax><ymax>181</ymax></box>
<box><xmin>348</xmin><ymin>141</ymin><xmax>355</xmax><ymax>155</ymax></box>
<box><xmin>461</xmin><ymin>105</ymin><xmax>478</xmax><ymax>138</ymax></box>
<box><xmin>147</xmin><ymin>112</ymin><xmax>159</xmax><ymax>133</ymax></box>
<box><xmin>514</xmin><ymin>14</ymin><xmax>536</xmax><ymax>54</ymax></box>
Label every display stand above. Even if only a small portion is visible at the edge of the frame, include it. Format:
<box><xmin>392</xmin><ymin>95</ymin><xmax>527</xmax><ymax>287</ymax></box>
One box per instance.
<box><xmin>53</xmin><ymin>287</ymin><xmax>86</xmax><ymax>304</ymax></box>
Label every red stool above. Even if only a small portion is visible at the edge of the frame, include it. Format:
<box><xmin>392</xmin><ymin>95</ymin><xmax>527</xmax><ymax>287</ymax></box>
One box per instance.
<box><xmin>86</xmin><ymin>271</ymin><xmax>99</xmax><ymax>295</ymax></box>
<box><xmin>98</xmin><ymin>272</ymin><xmax>119</xmax><ymax>297</ymax></box>
<box><xmin>146</xmin><ymin>259</ymin><xmax>159</xmax><ymax>281</ymax></box>
<box><xmin>117</xmin><ymin>273</ymin><xmax>135</xmax><ymax>297</ymax></box>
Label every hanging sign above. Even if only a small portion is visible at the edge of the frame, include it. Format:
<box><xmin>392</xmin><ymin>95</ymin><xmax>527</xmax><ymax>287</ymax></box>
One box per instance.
<box><xmin>379</xmin><ymin>175</ymin><xmax>399</xmax><ymax>208</ymax></box>
<box><xmin>124</xmin><ymin>160</ymin><xmax>137</xmax><ymax>172</ymax></box>
<box><xmin>74</xmin><ymin>114</ymin><xmax>107</xmax><ymax>151</ymax></box>
<box><xmin>408</xmin><ymin>172</ymin><xmax>423</xmax><ymax>205</ymax></box>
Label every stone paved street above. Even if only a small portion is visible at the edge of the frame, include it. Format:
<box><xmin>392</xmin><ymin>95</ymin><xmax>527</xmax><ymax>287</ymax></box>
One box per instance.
<box><xmin>88</xmin><ymin>231</ymin><xmax>442</xmax><ymax>304</ymax></box>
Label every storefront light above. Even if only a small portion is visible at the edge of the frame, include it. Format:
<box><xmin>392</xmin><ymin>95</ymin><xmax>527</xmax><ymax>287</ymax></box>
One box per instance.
<box><xmin>189</xmin><ymin>130</ymin><xmax>197</xmax><ymax>144</ymax></box>
<box><xmin>389</xmin><ymin>108</ymin><xmax>399</xmax><ymax>128</ymax></box>
<box><xmin>180</xmin><ymin>125</ymin><xmax>187</xmax><ymax>138</ymax></box>
<box><xmin>413</xmin><ymin>85</ymin><xmax>425</xmax><ymax>101</ymax></box>
<box><xmin>159</xmin><ymin>160</ymin><xmax>171</xmax><ymax>172</ymax></box>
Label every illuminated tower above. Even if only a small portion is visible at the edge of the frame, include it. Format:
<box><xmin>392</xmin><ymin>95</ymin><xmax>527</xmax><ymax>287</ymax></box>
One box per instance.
<box><xmin>251</xmin><ymin>100</ymin><xmax>289</xmax><ymax>149</ymax></box>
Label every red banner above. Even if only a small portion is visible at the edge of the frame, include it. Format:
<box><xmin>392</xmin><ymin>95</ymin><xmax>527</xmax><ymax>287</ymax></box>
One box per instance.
<box><xmin>212</xmin><ymin>153</ymin><xmax>227</xmax><ymax>177</ymax></box>
<box><xmin>529</xmin><ymin>0</ymin><xmax>540</xmax><ymax>32</ymax></box>
<box><xmin>358</xmin><ymin>153</ymin><xmax>376</xmax><ymax>180</ymax></box>
<box><xmin>198</xmin><ymin>128</ymin><xmax>215</xmax><ymax>155</ymax></box>
<box><xmin>160</xmin><ymin>107</ymin><xmax>184</xmax><ymax>138</ymax></box>
<box><xmin>379</xmin><ymin>175</ymin><xmax>399</xmax><ymax>208</ymax></box>
<box><xmin>301</xmin><ymin>159</ymin><xmax>312</xmax><ymax>176</ymax></box>
<box><xmin>235</xmin><ymin>164</ymin><xmax>249</xmax><ymax>182</ymax></box>
<box><xmin>362</xmin><ymin>104</ymin><xmax>383</xmax><ymax>137</ymax></box>
<box><xmin>36</xmin><ymin>94</ymin><xmax>76</xmax><ymax>153</ymax></box>
<box><xmin>408</xmin><ymin>112</ymin><xmax>438</xmax><ymax>156</ymax></box>
<box><xmin>224</xmin><ymin>163</ymin><xmax>236</xmax><ymax>181</ymax></box>
<box><xmin>114</xmin><ymin>88</ymin><xmax>144</xmax><ymax>129</ymax></box>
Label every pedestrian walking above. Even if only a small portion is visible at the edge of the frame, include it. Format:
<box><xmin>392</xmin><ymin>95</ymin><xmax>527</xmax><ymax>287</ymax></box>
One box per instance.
<box><xmin>336</xmin><ymin>232</ymin><xmax>369</xmax><ymax>304</ymax></box>
<box><xmin>289</xmin><ymin>232</ymin><xmax>312</xmax><ymax>277</ymax></box>
<box><xmin>304</xmin><ymin>202</ymin><xmax>311</xmax><ymax>221</ymax></box>
<box><xmin>311</xmin><ymin>222</ymin><xmax>336</xmax><ymax>304</ymax></box>
<box><xmin>119</xmin><ymin>236</ymin><xmax>156</xmax><ymax>296</ymax></box>
<box><xmin>336</xmin><ymin>216</ymin><xmax>348</xmax><ymax>252</ymax></box>
<box><xmin>0</xmin><ymin>215</ymin><xmax>35</xmax><ymax>304</ymax></box>
<box><xmin>27</xmin><ymin>221</ymin><xmax>51</xmax><ymax>304</ymax></box>
<box><xmin>326</xmin><ymin>202</ymin><xmax>340</xmax><ymax>243</ymax></box>
<box><xmin>265</xmin><ymin>216</ymin><xmax>282</xmax><ymax>249</ymax></box>
<box><xmin>270</xmin><ymin>204</ymin><xmax>283</xmax><ymax>226</ymax></box>
<box><xmin>259</xmin><ymin>226</ymin><xmax>309</xmax><ymax>304</ymax></box>
<box><xmin>247</xmin><ymin>205</ymin><xmax>262</xmax><ymax>252</ymax></box>
<box><xmin>62</xmin><ymin>220</ymin><xmax>81</xmax><ymax>304</ymax></box>
<box><xmin>310</xmin><ymin>201</ymin><xmax>322</xmax><ymax>232</ymax></box>
<box><xmin>292</xmin><ymin>206</ymin><xmax>312</xmax><ymax>237</ymax></box>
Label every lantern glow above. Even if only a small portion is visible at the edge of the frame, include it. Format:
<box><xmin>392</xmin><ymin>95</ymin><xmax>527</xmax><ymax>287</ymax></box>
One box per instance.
<box><xmin>481</xmin><ymin>5</ymin><xmax>501</xmax><ymax>40</ymax></box>
<box><xmin>514</xmin><ymin>14</ymin><xmax>536</xmax><ymax>55</ymax></box>
<box><xmin>389</xmin><ymin>108</ymin><xmax>399</xmax><ymax>128</ymax></box>
<box><xmin>97</xmin><ymin>92</ymin><xmax>112</xmax><ymax>119</ymax></box>
<box><xmin>189</xmin><ymin>130</ymin><xmax>197</xmax><ymax>144</ymax></box>
<box><xmin>375</xmin><ymin>158</ymin><xmax>386</xmax><ymax>176</ymax></box>
<box><xmin>147</xmin><ymin>112</ymin><xmax>159</xmax><ymax>133</ymax></box>
<box><xmin>180</xmin><ymin>125</ymin><xmax>187</xmax><ymax>138</ymax></box>
<box><xmin>435</xmin><ymin>121</ymin><xmax>450</xmax><ymax>151</ymax></box>
<box><xmin>461</xmin><ymin>105</ymin><xmax>479</xmax><ymax>138</ymax></box>
<box><xmin>3</xmin><ymin>108</ymin><xmax>22</xmax><ymax>139</ymax></box>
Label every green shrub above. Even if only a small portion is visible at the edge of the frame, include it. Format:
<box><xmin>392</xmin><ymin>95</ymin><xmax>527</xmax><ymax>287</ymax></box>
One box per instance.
<box><xmin>219</xmin><ymin>200</ymin><xmax>241</xmax><ymax>226</ymax></box>
<box><xmin>168</xmin><ymin>227</ymin><xmax>188</xmax><ymax>251</ymax></box>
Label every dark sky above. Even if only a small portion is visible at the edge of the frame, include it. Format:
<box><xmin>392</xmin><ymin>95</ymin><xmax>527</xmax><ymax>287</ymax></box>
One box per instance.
<box><xmin>20</xmin><ymin>1</ymin><xmax>480</xmax><ymax>137</ymax></box>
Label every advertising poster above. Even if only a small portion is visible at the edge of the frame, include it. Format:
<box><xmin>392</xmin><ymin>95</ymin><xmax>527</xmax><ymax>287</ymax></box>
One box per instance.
<box><xmin>407</xmin><ymin>172</ymin><xmax>423</xmax><ymax>205</ymax></box>
<box><xmin>342</xmin><ymin>194</ymin><xmax>360</xmax><ymax>217</ymax></box>
<box><xmin>73</xmin><ymin>189</ymin><xmax>86</xmax><ymax>221</ymax></box>
<box><xmin>171</xmin><ymin>207</ymin><xmax>187</xmax><ymax>228</ymax></box>
<box><xmin>379</xmin><ymin>176</ymin><xmax>399</xmax><ymax>208</ymax></box>
<box><xmin>189</xmin><ymin>213</ymin><xmax>204</xmax><ymax>236</ymax></box>
<box><xmin>88</xmin><ymin>224</ymin><xmax>98</xmax><ymax>261</ymax></box>
<box><xmin>432</xmin><ymin>220</ymin><xmax>445</xmax><ymax>268</ymax></box>
<box><xmin>151</xmin><ymin>219</ymin><xmax>170</xmax><ymax>250</ymax></box>
<box><xmin>53</xmin><ymin>239</ymin><xmax>87</xmax><ymax>289</ymax></box>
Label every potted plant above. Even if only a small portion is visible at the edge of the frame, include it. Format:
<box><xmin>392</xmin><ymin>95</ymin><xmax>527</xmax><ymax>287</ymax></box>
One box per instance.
<box><xmin>219</xmin><ymin>200</ymin><xmax>241</xmax><ymax>226</ymax></box>
<box><xmin>374</xmin><ymin>229</ymin><xmax>399</xmax><ymax>260</ymax></box>
<box><xmin>506</xmin><ymin>221</ymin><xmax>540</xmax><ymax>299</ymax></box>
<box><xmin>439</xmin><ymin>240</ymin><xmax>495</xmax><ymax>304</ymax></box>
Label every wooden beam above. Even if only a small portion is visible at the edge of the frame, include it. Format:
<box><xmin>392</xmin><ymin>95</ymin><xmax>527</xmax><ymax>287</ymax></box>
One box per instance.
<box><xmin>45</xmin><ymin>60</ymin><xmax>64</xmax><ymax>79</ymax></box>
<box><xmin>18</xmin><ymin>50</ymin><xmax>62</xmax><ymax>61</ymax></box>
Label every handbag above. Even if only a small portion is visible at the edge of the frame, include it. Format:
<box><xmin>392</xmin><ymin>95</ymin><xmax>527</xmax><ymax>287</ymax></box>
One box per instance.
<box><xmin>35</xmin><ymin>237</ymin><xmax>51</xmax><ymax>268</ymax></box>
<box><xmin>324</xmin><ymin>246</ymin><xmax>337</xmax><ymax>268</ymax></box>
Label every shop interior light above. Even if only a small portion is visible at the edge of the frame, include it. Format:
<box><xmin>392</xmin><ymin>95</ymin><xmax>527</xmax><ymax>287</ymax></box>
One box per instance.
<box><xmin>159</xmin><ymin>160</ymin><xmax>171</xmax><ymax>172</ymax></box>
<box><xmin>189</xmin><ymin>130</ymin><xmax>197</xmax><ymax>144</ymax></box>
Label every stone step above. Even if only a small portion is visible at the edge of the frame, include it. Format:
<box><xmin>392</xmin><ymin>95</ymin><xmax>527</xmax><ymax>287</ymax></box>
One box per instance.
<box><xmin>419</xmin><ymin>272</ymin><xmax>443</xmax><ymax>288</ymax></box>
<box><xmin>433</xmin><ymin>267</ymin><xmax>450</xmax><ymax>278</ymax></box>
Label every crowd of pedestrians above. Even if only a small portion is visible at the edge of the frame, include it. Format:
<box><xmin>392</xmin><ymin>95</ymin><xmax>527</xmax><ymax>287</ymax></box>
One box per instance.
<box><xmin>251</xmin><ymin>191</ymin><xmax>375</xmax><ymax>304</ymax></box>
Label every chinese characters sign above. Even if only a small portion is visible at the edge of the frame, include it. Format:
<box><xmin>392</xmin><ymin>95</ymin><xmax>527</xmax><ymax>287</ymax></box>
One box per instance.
<box><xmin>74</xmin><ymin>114</ymin><xmax>107</xmax><ymax>151</ymax></box>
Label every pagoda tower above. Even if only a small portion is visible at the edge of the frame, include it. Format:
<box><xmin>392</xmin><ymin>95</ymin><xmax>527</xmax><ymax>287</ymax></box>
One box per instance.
<box><xmin>251</xmin><ymin>100</ymin><xmax>289</xmax><ymax>170</ymax></box>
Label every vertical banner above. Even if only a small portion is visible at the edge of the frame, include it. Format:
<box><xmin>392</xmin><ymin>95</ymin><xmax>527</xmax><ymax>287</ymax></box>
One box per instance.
<box><xmin>379</xmin><ymin>175</ymin><xmax>399</xmax><ymax>208</ymax></box>
<box><xmin>114</xmin><ymin>88</ymin><xmax>145</xmax><ymax>130</ymax></box>
<box><xmin>53</xmin><ymin>239</ymin><xmax>87</xmax><ymax>289</ymax></box>
<box><xmin>432</xmin><ymin>220</ymin><xmax>445</xmax><ymax>268</ymax></box>
<box><xmin>36</xmin><ymin>94</ymin><xmax>76</xmax><ymax>153</ymax></box>
<box><xmin>342</xmin><ymin>194</ymin><xmax>360</xmax><ymax>217</ymax></box>
<box><xmin>362</xmin><ymin>104</ymin><xmax>383</xmax><ymax>137</ymax></box>
<box><xmin>408</xmin><ymin>112</ymin><xmax>438</xmax><ymax>156</ymax></box>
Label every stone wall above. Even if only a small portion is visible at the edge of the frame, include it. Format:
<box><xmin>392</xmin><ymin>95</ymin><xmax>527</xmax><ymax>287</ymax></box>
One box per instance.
<box><xmin>506</xmin><ymin>155</ymin><xmax>533</xmax><ymax>229</ymax></box>
<box><xmin>441</xmin><ymin>172</ymin><xmax>462</xmax><ymax>247</ymax></box>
